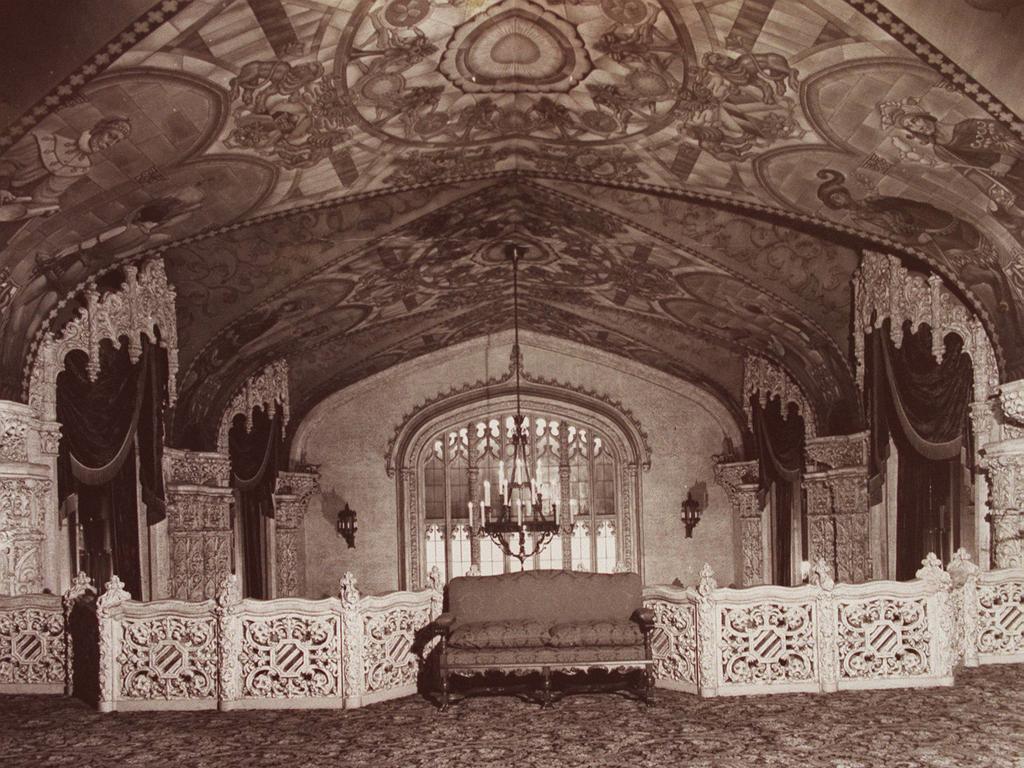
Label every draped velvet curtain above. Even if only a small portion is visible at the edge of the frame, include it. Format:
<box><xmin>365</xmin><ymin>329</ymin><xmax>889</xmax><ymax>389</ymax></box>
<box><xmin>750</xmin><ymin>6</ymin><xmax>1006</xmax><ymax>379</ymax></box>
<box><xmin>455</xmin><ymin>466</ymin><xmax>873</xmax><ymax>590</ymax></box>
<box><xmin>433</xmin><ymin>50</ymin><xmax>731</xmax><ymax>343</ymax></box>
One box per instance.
<box><xmin>229</xmin><ymin>407</ymin><xmax>282</xmax><ymax>599</ymax></box>
<box><xmin>56</xmin><ymin>336</ymin><xmax>168</xmax><ymax>598</ymax></box>
<box><xmin>752</xmin><ymin>395</ymin><xmax>806</xmax><ymax>586</ymax></box>
<box><xmin>866</xmin><ymin>321</ymin><xmax>973</xmax><ymax>580</ymax></box>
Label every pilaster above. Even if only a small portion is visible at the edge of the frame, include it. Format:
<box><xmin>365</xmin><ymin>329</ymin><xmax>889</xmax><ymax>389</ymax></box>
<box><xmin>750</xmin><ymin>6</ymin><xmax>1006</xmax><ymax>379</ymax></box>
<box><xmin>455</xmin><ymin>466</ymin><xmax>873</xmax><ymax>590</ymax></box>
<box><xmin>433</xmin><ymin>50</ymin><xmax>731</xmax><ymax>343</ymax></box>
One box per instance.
<box><xmin>804</xmin><ymin>433</ymin><xmax>872</xmax><ymax>584</ymax></box>
<box><xmin>0</xmin><ymin>400</ymin><xmax>61</xmax><ymax>594</ymax></box>
<box><xmin>713</xmin><ymin>460</ymin><xmax>766</xmax><ymax>586</ymax></box>
<box><xmin>273</xmin><ymin>469</ymin><xmax>320</xmax><ymax>597</ymax></box>
<box><xmin>164</xmin><ymin>449</ymin><xmax>233</xmax><ymax>601</ymax></box>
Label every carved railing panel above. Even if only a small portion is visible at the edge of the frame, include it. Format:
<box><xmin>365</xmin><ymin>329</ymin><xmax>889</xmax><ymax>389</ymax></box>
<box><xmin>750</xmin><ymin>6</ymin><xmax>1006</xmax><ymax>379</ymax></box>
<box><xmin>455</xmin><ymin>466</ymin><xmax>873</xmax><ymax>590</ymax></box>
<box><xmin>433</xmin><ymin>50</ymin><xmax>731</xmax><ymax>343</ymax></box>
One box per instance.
<box><xmin>713</xmin><ymin>589</ymin><xmax>820</xmax><ymax>694</ymax></box>
<box><xmin>974</xmin><ymin>568</ymin><xmax>1024</xmax><ymax>663</ymax></box>
<box><xmin>236</xmin><ymin>604</ymin><xmax>343</xmax><ymax>702</ymax></box>
<box><xmin>643</xmin><ymin>585</ymin><xmax>698</xmax><ymax>693</ymax></box>
<box><xmin>0</xmin><ymin>594</ymin><xmax>65</xmax><ymax>692</ymax></box>
<box><xmin>835</xmin><ymin>596</ymin><xmax>932</xmax><ymax>680</ymax></box>
<box><xmin>116</xmin><ymin>602</ymin><xmax>218</xmax><ymax>706</ymax></box>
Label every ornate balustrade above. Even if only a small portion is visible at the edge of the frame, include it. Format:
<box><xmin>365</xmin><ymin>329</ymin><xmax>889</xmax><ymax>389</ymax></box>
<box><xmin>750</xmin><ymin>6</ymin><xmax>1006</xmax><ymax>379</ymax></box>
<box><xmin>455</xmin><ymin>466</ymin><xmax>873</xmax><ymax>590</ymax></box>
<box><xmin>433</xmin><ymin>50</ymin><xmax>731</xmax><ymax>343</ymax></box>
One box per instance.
<box><xmin>17</xmin><ymin>558</ymin><xmax>1024</xmax><ymax>710</ymax></box>
<box><xmin>56</xmin><ymin>570</ymin><xmax>441</xmax><ymax>712</ymax></box>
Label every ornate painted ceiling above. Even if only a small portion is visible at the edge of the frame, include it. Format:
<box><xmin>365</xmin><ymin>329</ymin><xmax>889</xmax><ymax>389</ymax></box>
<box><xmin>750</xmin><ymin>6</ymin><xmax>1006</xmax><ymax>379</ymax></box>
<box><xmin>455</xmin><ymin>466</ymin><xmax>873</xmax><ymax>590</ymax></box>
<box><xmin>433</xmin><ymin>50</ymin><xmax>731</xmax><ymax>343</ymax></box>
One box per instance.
<box><xmin>0</xmin><ymin>0</ymin><xmax>1022</xmax><ymax>448</ymax></box>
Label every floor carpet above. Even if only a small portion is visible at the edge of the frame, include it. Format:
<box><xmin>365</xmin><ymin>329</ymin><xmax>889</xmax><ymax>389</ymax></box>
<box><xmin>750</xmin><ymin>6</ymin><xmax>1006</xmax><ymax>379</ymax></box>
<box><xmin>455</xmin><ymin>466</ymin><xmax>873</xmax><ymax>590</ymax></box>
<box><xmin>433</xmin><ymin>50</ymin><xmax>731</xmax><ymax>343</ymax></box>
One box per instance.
<box><xmin>1</xmin><ymin>665</ymin><xmax>1023</xmax><ymax>768</ymax></box>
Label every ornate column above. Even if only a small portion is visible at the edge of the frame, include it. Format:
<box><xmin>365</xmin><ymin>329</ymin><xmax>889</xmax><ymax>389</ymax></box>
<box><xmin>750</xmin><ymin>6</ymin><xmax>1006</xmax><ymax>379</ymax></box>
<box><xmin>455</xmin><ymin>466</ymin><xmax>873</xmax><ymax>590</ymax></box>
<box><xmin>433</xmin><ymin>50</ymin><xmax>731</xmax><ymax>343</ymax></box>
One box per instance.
<box><xmin>713</xmin><ymin>460</ymin><xmax>766</xmax><ymax>586</ymax></box>
<box><xmin>979</xmin><ymin>382</ymin><xmax>1024</xmax><ymax>569</ymax></box>
<box><xmin>803</xmin><ymin>433</ymin><xmax>872</xmax><ymax>584</ymax></box>
<box><xmin>164</xmin><ymin>448</ymin><xmax>233</xmax><ymax>601</ymax></box>
<box><xmin>273</xmin><ymin>469</ymin><xmax>320</xmax><ymax>597</ymax></box>
<box><xmin>0</xmin><ymin>401</ymin><xmax>61</xmax><ymax>594</ymax></box>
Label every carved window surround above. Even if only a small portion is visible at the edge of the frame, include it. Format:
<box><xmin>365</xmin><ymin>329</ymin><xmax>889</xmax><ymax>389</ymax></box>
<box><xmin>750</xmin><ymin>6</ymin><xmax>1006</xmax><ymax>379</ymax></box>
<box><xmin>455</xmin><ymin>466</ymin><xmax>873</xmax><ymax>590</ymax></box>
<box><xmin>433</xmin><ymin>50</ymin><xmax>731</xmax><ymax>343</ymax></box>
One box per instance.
<box><xmin>853</xmin><ymin>251</ymin><xmax>997</xmax><ymax>404</ymax></box>
<box><xmin>216</xmin><ymin>360</ymin><xmax>290</xmax><ymax>453</ymax></box>
<box><xmin>743</xmin><ymin>356</ymin><xmax>817</xmax><ymax>440</ymax></box>
<box><xmin>387</xmin><ymin>363</ymin><xmax>650</xmax><ymax>590</ymax></box>
<box><xmin>26</xmin><ymin>259</ymin><xmax>179</xmax><ymax>422</ymax></box>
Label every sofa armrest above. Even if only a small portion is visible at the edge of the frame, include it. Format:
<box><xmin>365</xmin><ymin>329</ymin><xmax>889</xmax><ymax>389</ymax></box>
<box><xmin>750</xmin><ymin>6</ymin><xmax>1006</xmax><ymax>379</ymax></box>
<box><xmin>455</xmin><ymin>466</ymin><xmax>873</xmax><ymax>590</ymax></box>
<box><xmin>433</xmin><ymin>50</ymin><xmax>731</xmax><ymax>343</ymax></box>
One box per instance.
<box><xmin>632</xmin><ymin>607</ymin><xmax>656</xmax><ymax>632</ymax></box>
<box><xmin>432</xmin><ymin>612</ymin><xmax>456</xmax><ymax>637</ymax></box>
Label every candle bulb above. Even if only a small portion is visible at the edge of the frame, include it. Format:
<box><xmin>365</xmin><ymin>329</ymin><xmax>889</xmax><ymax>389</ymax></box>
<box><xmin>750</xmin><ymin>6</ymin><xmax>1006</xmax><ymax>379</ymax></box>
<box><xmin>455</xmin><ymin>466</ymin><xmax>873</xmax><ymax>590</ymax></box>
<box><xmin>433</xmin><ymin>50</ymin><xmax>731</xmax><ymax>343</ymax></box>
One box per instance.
<box><xmin>555</xmin><ymin>502</ymin><xmax>560</xmax><ymax>525</ymax></box>
<box><xmin>468</xmin><ymin>501</ymin><xmax>474</xmax><ymax>529</ymax></box>
<box><xmin>483</xmin><ymin>480</ymin><xmax>491</xmax><ymax>507</ymax></box>
<box><xmin>517</xmin><ymin>500</ymin><xmax>523</xmax><ymax>526</ymax></box>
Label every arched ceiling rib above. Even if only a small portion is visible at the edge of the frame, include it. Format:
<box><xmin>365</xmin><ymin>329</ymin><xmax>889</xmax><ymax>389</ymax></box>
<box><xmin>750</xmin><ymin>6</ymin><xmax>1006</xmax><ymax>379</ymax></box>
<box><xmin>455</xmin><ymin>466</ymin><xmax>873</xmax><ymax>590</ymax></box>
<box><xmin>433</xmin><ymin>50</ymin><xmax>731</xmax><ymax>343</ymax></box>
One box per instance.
<box><xmin>0</xmin><ymin>0</ymin><xmax>1021</xmax><ymax>448</ymax></box>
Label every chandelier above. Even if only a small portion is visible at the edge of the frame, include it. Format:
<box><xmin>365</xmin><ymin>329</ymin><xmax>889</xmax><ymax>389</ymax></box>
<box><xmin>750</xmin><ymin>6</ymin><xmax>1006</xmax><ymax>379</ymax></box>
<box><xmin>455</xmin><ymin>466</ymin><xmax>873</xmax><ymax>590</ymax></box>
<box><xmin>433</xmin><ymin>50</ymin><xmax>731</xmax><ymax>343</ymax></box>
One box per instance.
<box><xmin>475</xmin><ymin>244</ymin><xmax>560</xmax><ymax>563</ymax></box>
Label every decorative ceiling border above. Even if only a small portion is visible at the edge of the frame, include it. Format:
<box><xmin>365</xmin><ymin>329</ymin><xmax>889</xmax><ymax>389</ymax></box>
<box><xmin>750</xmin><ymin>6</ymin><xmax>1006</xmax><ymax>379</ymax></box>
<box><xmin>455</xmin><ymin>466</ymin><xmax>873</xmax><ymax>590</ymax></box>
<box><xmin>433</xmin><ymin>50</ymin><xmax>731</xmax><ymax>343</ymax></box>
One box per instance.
<box><xmin>844</xmin><ymin>0</ymin><xmax>1024</xmax><ymax>135</ymax></box>
<box><xmin>0</xmin><ymin>0</ymin><xmax>197</xmax><ymax>148</ymax></box>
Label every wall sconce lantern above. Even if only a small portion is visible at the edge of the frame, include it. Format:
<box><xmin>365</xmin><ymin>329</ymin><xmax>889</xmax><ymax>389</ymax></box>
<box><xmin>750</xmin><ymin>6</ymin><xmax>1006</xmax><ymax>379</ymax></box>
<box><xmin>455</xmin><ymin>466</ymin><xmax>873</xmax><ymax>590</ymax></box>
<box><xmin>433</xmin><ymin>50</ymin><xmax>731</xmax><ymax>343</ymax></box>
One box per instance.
<box><xmin>337</xmin><ymin>503</ymin><xmax>357</xmax><ymax>548</ymax></box>
<box><xmin>680</xmin><ymin>491</ymin><xmax>702</xmax><ymax>538</ymax></box>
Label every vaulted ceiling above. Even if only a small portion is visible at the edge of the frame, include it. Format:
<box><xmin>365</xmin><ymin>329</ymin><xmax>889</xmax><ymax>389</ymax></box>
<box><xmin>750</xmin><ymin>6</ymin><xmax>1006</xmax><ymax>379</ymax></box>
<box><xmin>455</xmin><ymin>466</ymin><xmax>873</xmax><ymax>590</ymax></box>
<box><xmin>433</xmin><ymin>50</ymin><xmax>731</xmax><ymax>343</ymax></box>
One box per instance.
<box><xmin>1</xmin><ymin>0</ymin><xmax>1022</xmax><ymax>449</ymax></box>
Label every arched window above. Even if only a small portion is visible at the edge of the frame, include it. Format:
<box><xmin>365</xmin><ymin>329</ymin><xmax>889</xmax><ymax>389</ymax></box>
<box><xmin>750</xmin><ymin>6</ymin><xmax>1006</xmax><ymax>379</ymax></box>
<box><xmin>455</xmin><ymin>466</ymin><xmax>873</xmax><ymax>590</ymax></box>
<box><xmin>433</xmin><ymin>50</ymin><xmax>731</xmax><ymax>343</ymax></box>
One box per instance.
<box><xmin>410</xmin><ymin>407</ymin><xmax>633</xmax><ymax>584</ymax></box>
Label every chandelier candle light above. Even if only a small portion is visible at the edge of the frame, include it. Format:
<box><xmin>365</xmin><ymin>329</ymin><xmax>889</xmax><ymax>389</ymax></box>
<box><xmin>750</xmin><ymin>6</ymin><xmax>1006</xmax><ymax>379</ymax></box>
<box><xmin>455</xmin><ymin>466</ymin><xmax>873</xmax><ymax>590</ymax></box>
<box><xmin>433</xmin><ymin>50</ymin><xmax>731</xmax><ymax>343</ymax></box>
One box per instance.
<box><xmin>467</xmin><ymin>245</ymin><xmax>561</xmax><ymax>564</ymax></box>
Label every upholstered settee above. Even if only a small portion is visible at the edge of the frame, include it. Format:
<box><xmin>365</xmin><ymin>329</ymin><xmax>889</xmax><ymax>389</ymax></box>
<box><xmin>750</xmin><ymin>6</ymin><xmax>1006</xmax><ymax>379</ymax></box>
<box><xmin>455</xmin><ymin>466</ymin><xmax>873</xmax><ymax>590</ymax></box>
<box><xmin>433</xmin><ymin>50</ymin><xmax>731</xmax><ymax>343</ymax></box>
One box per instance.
<box><xmin>428</xmin><ymin>570</ymin><xmax>655</xmax><ymax>709</ymax></box>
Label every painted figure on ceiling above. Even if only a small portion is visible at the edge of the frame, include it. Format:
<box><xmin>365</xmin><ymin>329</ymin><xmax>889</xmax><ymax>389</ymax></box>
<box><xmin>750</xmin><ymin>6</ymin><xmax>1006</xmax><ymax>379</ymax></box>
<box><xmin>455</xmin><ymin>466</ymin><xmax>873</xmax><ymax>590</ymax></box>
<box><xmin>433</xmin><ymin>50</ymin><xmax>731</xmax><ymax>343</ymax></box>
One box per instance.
<box><xmin>816</xmin><ymin>168</ymin><xmax>1023</xmax><ymax>343</ymax></box>
<box><xmin>0</xmin><ymin>116</ymin><xmax>132</xmax><ymax>224</ymax></box>
<box><xmin>674</xmin><ymin>50</ymin><xmax>802</xmax><ymax>163</ymax></box>
<box><xmin>879</xmin><ymin>97</ymin><xmax>1024</xmax><ymax>234</ymax></box>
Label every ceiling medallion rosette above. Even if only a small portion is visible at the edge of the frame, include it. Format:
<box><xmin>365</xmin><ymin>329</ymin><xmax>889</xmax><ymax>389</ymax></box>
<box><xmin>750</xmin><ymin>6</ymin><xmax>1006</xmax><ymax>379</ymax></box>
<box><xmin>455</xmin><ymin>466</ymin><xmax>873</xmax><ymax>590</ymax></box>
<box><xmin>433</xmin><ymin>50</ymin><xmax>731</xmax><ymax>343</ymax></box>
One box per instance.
<box><xmin>439</xmin><ymin>0</ymin><xmax>592</xmax><ymax>93</ymax></box>
<box><xmin>339</xmin><ymin>0</ymin><xmax>691</xmax><ymax>145</ymax></box>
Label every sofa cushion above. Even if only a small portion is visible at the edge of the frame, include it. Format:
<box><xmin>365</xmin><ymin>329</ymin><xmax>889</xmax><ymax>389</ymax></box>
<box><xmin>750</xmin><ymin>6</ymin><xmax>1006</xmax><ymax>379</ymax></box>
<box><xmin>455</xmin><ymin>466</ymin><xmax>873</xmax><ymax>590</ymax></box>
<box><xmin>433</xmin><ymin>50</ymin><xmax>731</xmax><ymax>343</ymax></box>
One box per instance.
<box><xmin>445</xmin><ymin>645</ymin><xmax>648</xmax><ymax>668</ymax></box>
<box><xmin>449</xmin><ymin>621</ymin><xmax>551</xmax><ymax>649</ymax></box>
<box><xmin>447</xmin><ymin>571</ymin><xmax>642</xmax><ymax>625</ymax></box>
<box><xmin>548</xmin><ymin>620</ymin><xmax>645</xmax><ymax>648</ymax></box>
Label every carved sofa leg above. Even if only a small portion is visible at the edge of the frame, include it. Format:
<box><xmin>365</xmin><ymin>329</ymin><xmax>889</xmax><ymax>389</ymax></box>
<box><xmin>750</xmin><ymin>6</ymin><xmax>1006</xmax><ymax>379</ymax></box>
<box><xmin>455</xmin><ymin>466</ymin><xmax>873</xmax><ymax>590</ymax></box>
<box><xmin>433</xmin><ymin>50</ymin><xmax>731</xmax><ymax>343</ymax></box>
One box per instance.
<box><xmin>644</xmin><ymin>665</ymin><xmax>656</xmax><ymax>707</ymax></box>
<box><xmin>439</xmin><ymin>669</ymin><xmax>450</xmax><ymax>712</ymax></box>
<box><xmin>541</xmin><ymin>667</ymin><xmax>552</xmax><ymax>708</ymax></box>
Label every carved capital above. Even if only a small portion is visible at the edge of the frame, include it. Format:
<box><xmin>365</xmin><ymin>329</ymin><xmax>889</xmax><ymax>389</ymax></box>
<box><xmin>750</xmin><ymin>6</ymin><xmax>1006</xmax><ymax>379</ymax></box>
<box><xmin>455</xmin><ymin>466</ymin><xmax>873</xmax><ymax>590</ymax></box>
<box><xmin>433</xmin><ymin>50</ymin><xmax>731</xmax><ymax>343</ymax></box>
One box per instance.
<box><xmin>165</xmin><ymin>448</ymin><xmax>231</xmax><ymax>488</ymax></box>
<box><xmin>999</xmin><ymin>379</ymin><xmax>1024</xmax><ymax>426</ymax></box>
<box><xmin>804</xmin><ymin>432</ymin><xmax>868</xmax><ymax>472</ymax></box>
<box><xmin>275</xmin><ymin>469</ymin><xmax>320</xmax><ymax>503</ymax></box>
<box><xmin>713</xmin><ymin>460</ymin><xmax>759</xmax><ymax>505</ymax></box>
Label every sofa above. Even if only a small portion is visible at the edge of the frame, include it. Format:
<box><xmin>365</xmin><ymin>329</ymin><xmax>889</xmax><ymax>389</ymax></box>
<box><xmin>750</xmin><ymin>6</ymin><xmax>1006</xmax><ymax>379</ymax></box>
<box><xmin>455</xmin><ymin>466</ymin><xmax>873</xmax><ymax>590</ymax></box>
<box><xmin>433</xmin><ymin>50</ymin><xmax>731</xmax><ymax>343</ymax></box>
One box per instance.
<box><xmin>427</xmin><ymin>570</ymin><xmax>655</xmax><ymax>709</ymax></box>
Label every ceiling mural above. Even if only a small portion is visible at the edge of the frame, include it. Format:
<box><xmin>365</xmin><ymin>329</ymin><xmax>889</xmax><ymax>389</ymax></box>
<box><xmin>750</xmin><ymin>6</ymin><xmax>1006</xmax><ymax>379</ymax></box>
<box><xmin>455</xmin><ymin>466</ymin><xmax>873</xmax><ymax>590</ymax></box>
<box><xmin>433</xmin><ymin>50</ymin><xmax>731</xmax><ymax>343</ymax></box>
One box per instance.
<box><xmin>0</xmin><ymin>0</ymin><xmax>1022</xmax><ymax>442</ymax></box>
<box><xmin>168</xmin><ymin>180</ymin><xmax>855</xmax><ymax>448</ymax></box>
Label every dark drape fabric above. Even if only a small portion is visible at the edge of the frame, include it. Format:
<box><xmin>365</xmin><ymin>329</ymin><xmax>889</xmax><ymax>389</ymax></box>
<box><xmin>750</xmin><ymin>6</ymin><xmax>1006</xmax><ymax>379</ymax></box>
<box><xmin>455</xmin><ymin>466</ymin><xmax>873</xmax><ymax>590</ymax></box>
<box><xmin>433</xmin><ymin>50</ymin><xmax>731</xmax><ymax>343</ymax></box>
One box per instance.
<box><xmin>56</xmin><ymin>336</ymin><xmax>170</xmax><ymax>597</ymax></box>
<box><xmin>752</xmin><ymin>396</ymin><xmax>806</xmax><ymax>586</ymax></box>
<box><xmin>865</xmin><ymin>321</ymin><xmax>972</xmax><ymax>579</ymax></box>
<box><xmin>229</xmin><ymin>407</ymin><xmax>282</xmax><ymax>600</ymax></box>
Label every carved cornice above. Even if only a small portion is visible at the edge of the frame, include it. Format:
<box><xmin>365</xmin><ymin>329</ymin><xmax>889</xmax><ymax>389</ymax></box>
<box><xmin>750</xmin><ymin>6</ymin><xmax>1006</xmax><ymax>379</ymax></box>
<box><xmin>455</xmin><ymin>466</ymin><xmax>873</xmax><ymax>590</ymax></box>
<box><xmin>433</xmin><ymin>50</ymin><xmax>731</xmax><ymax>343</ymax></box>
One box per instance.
<box><xmin>216</xmin><ymin>360</ymin><xmax>289</xmax><ymax>453</ymax></box>
<box><xmin>854</xmin><ymin>251</ymin><xmax>997</xmax><ymax>402</ymax></box>
<box><xmin>164</xmin><ymin>448</ymin><xmax>231</xmax><ymax>488</ymax></box>
<box><xmin>804</xmin><ymin>432</ymin><xmax>869</xmax><ymax>472</ymax></box>
<box><xmin>743</xmin><ymin>356</ymin><xmax>817</xmax><ymax>439</ymax></box>
<box><xmin>385</xmin><ymin>352</ymin><xmax>652</xmax><ymax>477</ymax></box>
<box><xmin>25</xmin><ymin>259</ymin><xmax>178</xmax><ymax>421</ymax></box>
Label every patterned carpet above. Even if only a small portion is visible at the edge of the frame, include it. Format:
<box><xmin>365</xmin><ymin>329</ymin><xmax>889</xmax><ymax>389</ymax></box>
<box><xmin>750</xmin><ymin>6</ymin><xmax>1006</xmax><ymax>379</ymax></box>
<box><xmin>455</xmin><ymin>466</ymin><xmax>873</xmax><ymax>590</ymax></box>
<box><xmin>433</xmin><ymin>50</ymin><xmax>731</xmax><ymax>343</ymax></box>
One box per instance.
<box><xmin>2</xmin><ymin>666</ymin><xmax>1023</xmax><ymax>768</ymax></box>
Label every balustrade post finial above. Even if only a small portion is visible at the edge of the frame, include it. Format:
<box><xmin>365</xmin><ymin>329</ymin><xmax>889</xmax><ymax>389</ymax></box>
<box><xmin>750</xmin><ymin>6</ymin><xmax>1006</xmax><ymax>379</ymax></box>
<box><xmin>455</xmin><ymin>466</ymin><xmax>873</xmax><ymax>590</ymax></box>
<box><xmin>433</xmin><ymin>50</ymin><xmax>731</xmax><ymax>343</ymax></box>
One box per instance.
<box><xmin>915</xmin><ymin>552</ymin><xmax>951</xmax><ymax>587</ymax></box>
<box><xmin>96</xmin><ymin>575</ymin><xmax>131</xmax><ymax>612</ymax></box>
<box><xmin>697</xmin><ymin>563</ymin><xmax>717</xmax><ymax>596</ymax></box>
<box><xmin>340</xmin><ymin>572</ymin><xmax>360</xmax><ymax>607</ymax></box>
<box><xmin>809</xmin><ymin>558</ymin><xmax>835</xmax><ymax>591</ymax></box>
